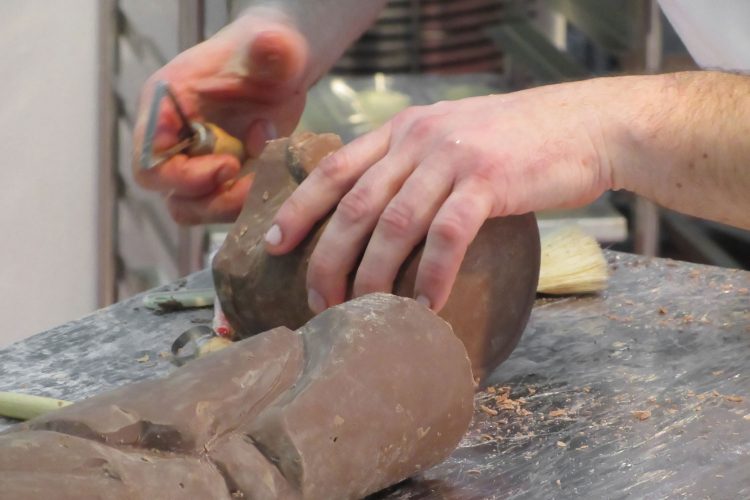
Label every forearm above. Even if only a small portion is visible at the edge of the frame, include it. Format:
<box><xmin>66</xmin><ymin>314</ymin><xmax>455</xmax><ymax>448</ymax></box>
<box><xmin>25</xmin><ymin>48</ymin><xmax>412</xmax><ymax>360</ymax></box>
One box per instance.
<box><xmin>231</xmin><ymin>0</ymin><xmax>388</xmax><ymax>86</ymax></box>
<box><xmin>607</xmin><ymin>71</ymin><xmax>750</xmax><ymax>229</ymax></box>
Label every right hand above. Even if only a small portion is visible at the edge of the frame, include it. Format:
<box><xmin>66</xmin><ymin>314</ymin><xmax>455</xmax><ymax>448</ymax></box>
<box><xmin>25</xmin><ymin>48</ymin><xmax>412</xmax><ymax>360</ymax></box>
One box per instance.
<box><xmin>266</xmin><ymin>81</ymin><xmax>619</xmax><ymax>313</ymax></box>
<box><xmin>132</xmin><ymin>12</ymin><xmax>310</xmax><ymax>225</ymax></box>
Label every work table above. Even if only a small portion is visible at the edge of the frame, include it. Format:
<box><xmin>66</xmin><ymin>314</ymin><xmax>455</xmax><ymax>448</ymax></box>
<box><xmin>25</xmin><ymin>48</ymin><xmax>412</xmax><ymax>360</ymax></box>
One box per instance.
<box><xmin>1</xmin><ymin>251</ymin><xmax>749</xmax><ymax>498</ymax></box>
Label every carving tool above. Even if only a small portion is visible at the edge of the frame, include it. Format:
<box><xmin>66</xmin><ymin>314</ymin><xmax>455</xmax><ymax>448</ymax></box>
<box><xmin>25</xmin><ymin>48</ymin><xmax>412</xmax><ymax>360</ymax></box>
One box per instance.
<box><xmin>140</xmin><ymin>80</ymin><xmax>246</xmax><ymax>170</ymax></box>
<box><xmin>170</xmin><ymin>325</ymin><xmax>231</xmax><ymax>366</ymax></box>
<box><xmin>142</xmin><ymin>288</ymin><xmax>215</xmax><ymax>312</ymax></box>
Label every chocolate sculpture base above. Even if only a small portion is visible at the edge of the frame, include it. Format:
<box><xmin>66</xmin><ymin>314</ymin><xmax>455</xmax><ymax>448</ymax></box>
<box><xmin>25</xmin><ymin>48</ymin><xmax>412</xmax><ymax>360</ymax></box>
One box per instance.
<box><xmin>0</xmin><ymin>294</ymin><xmax>473</xmax><ymax>499</ymax></box>
<box><xmin>214</xmin><ymin>133</ymin><xmax>540</xmax><ymax>381</ymax></box>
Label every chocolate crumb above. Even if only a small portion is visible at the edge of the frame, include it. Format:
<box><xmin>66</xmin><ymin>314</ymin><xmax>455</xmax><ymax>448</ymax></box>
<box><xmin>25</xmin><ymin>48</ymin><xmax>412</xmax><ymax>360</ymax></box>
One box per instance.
<box><xmin>479</xmin><ymin>405</ymin><xmax>498</xmax><ymax>417</ymax></box>
<box><xmin>632</xmin><ymin>410</ymin><xmax>651</xmax><ymax>421</ymax></box>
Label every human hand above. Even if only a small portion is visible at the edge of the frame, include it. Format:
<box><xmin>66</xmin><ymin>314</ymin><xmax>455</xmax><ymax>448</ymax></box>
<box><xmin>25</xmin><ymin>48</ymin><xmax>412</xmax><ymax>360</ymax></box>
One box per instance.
<box><xmin>265</xmin><ymin>81</ymin><xmax>618</xmax><ymax>312</ymax></box>
<box><xmin>132</xmin><ymin>10</ymin><xmax>309</xmax><ymax>225</ymax></box>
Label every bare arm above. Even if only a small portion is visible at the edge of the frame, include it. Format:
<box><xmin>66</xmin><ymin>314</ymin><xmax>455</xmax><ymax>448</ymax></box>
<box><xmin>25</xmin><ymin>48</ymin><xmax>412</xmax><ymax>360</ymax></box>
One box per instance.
<box><xmin>609</xmin><ymin>71</ymin><xmax>750</xmax><ymax>229</ymax></box>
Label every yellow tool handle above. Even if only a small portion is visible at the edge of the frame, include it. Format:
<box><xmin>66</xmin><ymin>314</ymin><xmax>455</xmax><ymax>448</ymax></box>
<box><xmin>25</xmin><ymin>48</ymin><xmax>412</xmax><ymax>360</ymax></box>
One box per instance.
<box><xmin>188</xmin><ymin>122</ymin><xmax>246</xmax><ymax>162</ymax></box>
<box><xmin>206</xmin><ymin>122</ymin><xmax>246</xmax><ymax>159</ymax></box>
<box><xmin>0</xmin><ymin>391</ymin><xmax>72</xmax><ymax>420</ymax></box>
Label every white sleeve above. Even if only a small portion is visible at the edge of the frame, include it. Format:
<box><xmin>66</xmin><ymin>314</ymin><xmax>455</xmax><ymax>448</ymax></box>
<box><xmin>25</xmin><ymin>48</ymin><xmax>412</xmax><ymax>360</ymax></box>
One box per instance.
<box><xmin>658</xmin><ymin>0</ymin><xmax>750</xmax><ymax>72</ymax></box>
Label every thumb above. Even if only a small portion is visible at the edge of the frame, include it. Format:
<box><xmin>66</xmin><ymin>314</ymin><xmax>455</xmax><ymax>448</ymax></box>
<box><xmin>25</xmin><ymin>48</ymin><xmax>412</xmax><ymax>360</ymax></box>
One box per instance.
<box><xmin>245</xmin><ymin>29</ymin><xmax>308</xmax><ymax>84</ymax></box>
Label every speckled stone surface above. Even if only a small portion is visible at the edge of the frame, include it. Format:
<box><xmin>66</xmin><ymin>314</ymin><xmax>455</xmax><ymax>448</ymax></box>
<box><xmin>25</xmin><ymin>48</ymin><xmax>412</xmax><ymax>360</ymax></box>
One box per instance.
<box><xmin>1</xmin><ymin>251</ymin><xmax>749</xmax><ymax>499</ymax></box>
<box><xmin>0</xmin><ymin>271</ymin><xmax>213</xmax><ymax>425</ymax></box>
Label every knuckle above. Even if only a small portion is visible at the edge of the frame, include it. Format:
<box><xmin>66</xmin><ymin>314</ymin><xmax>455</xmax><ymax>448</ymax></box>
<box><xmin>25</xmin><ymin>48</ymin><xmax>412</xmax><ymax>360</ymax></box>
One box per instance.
<box><xmin>470</xmin><ymin>159</ymin><xmax>498</xmax><ymax>184</ymax></box>
<box><xmin>431</xmin><ymin>215</ymin><xmax>467</xmax><ymax>247</ymax></box>
<box><xmin>417</xmin><ymin>256</ymin><xmax>449</xmax><ymax>288</ymax></box>
<box><xmin>391</xmin><ymin>105</ymin><xmax>427</xmax><ymax>130</ymax></box>
<box><xmin>378</xmin><ymin>201</ymin><xmax>415</xmax><ymax>239</ymax></box>
<box><xmin>315</xmin><ymin>150</ymin><xmax>349</xmax><ymax>185</ymax></box>
<box><xmin>408</xmin><ymin>116</ymin><xmax>439</xmax><ymax>141</ymax></box>
<box><xmin>392</xmin><ymin>106</ymin><xmax>417</xmax><ymax>125</ymax></box>
<box><xmin>336</xmin><ymin>186</ymin><xmax>372</xmax><ymax>225</ymax></box>
<box><xmin>307</xmin><ymin>252</ymin><xmax>338</xmax><ymax>283</ymax></box>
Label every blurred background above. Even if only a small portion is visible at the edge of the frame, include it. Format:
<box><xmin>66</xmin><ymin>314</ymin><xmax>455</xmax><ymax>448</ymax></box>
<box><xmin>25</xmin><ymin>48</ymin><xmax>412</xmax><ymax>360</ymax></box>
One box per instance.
<box><xmin>0</xmin><ymin>0</ymin><xmax>747</xmax><ymax>347</ymax></box>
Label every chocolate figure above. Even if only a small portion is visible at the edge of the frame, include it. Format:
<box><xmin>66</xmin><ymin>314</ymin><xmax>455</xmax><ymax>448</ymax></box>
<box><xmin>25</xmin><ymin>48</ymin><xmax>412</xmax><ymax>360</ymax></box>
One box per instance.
<box><xmin>1</xmin><ymin>294</ymin><xmax>474</xmax><ymax>499</ymax></box>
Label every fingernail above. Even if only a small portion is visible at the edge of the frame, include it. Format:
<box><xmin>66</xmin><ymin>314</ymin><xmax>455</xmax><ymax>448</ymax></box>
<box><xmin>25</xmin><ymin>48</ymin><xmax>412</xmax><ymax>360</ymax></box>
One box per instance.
<box><xmin>264</xmin><ymin>224</ymin><xmax>282</xmax><ymax>246</ymax></box>
<box><xmin>262</xmin><ymin>119</ymin><xmax>278</xmax><ymax>142</ymax></box>
<box><xmin>307</xmin><ymin>288</ymin><xmax>327</xmax><ymax>314</ymax></box>
<box><xmin>416</xmin><ymin>295</ymin><xmax>432</xmax><ymax>310</ymax></box>
<box><xmin>216</xmin><ymin>165</ymin><xmax>236</xmax><ymax>184</ymax></box>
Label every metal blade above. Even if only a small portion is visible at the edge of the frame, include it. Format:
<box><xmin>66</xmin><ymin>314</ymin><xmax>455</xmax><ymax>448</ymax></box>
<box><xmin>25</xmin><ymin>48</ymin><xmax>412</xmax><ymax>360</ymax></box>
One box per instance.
<box><xmin>140</xmin><ymin>80</ymin><xmax>196</xmax><ymax>170</ymax></box>
<box><xmin>164</xmin><ymin>84</ymin><xmax>195</xmax><ymax>140</ymax></box>
<box><xmin>147</xmin><ymin>137</ymin><xmax>195</xmax><ymax>169</ymax></box>
<box><xmin>140</xmin><ymin>80</ymin><xmax>169</xmax><ymax>170</ymax></box>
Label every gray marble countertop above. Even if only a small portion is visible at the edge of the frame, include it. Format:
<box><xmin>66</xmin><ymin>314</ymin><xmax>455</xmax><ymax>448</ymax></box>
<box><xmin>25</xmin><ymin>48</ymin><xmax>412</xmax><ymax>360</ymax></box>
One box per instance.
<box><xmin>1</xmin><ymin>252</ymin><xmax>749</xmax><ymax>499</ymax></box>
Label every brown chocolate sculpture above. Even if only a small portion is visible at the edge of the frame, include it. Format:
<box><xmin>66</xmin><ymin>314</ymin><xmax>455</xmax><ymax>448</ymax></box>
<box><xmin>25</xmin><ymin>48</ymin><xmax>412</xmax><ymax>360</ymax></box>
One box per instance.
<box><xmin>214</xmin><ymin>132</ymin><xmax>541</xmax><ymax>381</ymax></box>
<box><xmin>0</xmin><ymin>294</ymin><xmax>474</xmax><ymax>499</ymax></box>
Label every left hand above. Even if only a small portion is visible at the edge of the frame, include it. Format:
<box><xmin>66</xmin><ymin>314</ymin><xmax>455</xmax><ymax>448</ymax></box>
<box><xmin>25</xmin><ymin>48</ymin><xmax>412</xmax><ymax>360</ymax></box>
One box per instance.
<box><xmin>264</xmin><ymin>82</ymin><xmax>619</xmax><ymax>313</ymax></box>
<box><xmin>131</xmin><ymin>11</ymin><xmax>310</xmax><ymax>225</ymax></box>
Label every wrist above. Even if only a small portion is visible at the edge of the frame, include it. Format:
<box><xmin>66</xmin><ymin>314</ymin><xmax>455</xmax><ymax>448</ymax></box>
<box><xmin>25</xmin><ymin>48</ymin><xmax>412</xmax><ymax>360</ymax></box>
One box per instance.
<box><xmin>592</xmin><ymin>74</ymin><xmax>678</xmax><ymax>196</ymax></box>
<box><xmin>604</xmin><ymin>72</ymin><xmax>750</xmax><ymax>228</ymax></box>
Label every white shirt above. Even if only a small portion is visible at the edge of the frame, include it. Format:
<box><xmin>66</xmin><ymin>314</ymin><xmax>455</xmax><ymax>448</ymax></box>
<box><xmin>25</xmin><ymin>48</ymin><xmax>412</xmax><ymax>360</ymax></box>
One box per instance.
<box><xmin>659</xmin><ymin>0</ymin><xmax>750</xmax><ymax>71</ymax></box>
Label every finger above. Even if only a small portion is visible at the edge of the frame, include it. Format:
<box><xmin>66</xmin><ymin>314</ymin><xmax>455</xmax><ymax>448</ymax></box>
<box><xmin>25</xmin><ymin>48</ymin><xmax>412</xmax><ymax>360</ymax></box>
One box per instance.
<box><xmin>244</xmin><ymin>118</ymin><xmax>278</xmax><ymax>158</ymax></box>
<box><xmin>265</xmin><ymin>123</ymin><xmax>392</xmax><ymax>255</ymax></box>
<box><xmin>352</xmin><ymin>159</ymin><xmax>454</xmax><ymax>297</ymax></box>
<box><xmin>248</xmin><ymin>29</ymin><xmax>307</xmax><ymax>84</ymax></box>
<box><xmin>304</xmin><ymin>150</ymin><xmax>417</xmax><ymax>313</ymax></box>
<box><xmin>167</xmin><ymin>174</ymin><xmax>253</xmax><ymax>225</ymax></box>
<box><xmin>138</xmin><ymin>154</ymin><xmax>241</xmax><ymax>197</ymax></box>
<box><xmin>415</xmin><ymin>182</ymin><xmax>494</xmax><ymax>312</ymax></box>
<box><xmin>151</xmin><ymin>102</ymin><xmax>188</xmax><ymax>151</ymax></box>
